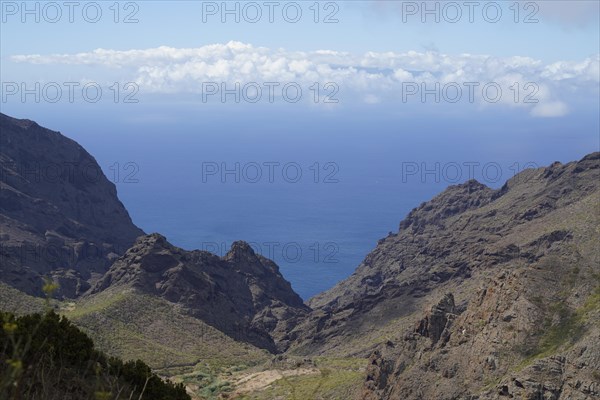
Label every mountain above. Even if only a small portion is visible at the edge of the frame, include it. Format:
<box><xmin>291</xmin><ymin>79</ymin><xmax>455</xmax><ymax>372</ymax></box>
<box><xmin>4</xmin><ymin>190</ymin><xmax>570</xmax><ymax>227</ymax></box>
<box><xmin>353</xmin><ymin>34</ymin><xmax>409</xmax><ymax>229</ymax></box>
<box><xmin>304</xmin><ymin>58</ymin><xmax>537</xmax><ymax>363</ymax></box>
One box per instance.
<box><xmin>286</xmin><ymin>153</ymin><xmax>600</xmax><ymax>399</ymax></box>
<box><xmin>0</xmin><ymin>113</ymin><xmax>144</xmax><ymax>297</ymax></box>
<box><xmin>88</xmin><ymin>233</ymin><xmax>309</xmax><ymax>352</ymax></box>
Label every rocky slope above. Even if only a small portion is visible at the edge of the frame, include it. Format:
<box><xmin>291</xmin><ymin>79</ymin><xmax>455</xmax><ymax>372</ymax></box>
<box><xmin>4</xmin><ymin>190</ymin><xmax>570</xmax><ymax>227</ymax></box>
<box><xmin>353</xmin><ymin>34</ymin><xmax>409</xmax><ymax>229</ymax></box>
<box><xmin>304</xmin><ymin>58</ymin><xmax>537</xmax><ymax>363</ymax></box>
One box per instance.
<box><xmin>287</xmin><ymin>152</ymin><xmax>599</xmax><ymax>399</ymax></box>
<box><xmin>90</xmin><ymin>233</ymin><xmax>309</xmax><ymax>352</ymax></box>
<box><xmin>0</xmin><ymin>113</ymin><xmax>144</xmax><ymax>297</ymax></box>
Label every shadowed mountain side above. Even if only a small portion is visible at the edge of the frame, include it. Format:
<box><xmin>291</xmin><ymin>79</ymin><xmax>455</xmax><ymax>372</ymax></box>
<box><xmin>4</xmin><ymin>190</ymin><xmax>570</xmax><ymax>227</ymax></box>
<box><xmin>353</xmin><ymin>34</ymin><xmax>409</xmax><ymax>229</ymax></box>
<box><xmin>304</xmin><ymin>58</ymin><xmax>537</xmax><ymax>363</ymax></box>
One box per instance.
<box><xmin>90</xmin><ymin>233</ymin><xmax>310</xmax><ymax>352</ymax></box>
<box><xmin>0</xmin><ymin>113</ymin><xmax>144</xmax><ymax>297</ymax></box>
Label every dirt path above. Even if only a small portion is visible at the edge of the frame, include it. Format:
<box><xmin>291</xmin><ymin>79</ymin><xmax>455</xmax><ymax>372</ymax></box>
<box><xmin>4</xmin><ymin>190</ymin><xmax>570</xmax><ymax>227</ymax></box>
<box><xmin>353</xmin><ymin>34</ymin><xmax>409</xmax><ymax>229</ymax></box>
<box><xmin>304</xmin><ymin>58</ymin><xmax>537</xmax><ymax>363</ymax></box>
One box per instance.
<box><xmin>231</xmin><ymin>367</ymin><xmax>320</xmax><ymax>395</ymax></box>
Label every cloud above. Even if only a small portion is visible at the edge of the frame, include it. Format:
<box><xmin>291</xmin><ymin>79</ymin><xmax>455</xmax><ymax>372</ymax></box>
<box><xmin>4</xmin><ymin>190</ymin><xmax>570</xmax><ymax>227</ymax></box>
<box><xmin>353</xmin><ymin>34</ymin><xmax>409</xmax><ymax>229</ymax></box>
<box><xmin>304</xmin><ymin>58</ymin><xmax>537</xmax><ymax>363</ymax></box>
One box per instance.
<box><xmin>531</xmin><ymin>101</ymin><xmax>569</xmax><ymax>118</ymax></box>
<box><xmin>542</xmin><ymin>55</ymin><xmax>600</xmax><ymax>82</ymax></box>
<box><xmin>364</xmin><ymin>94</ymin><xmax>381</xmax><ymax>104</ymax></box>
<box><xmin>9</xmin><ymin>42</ymin><xmax>599</xmax><ymax>116</ymax></box>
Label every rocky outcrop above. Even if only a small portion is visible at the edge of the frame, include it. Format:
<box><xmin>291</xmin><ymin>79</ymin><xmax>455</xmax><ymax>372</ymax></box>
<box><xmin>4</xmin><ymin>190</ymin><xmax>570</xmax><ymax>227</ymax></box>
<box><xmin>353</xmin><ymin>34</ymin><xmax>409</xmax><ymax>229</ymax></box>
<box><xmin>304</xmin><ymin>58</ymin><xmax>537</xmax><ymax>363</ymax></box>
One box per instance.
<box><xmin>414</xmin><ymin>293</ymin><xmax>455</xmax><ymax>346</ymax></box>
<box><xmin>0</xmin><ymin>113</ymin><xmax>143</xmax><ymax>297</ymax></box>
<box><xmin>91</xmin><ymin>233</ymin><xmax>309</xmax><ymax>352</ymax></box>
<box><xmin>288</xmin><ymin>152</ymin><xmax>599</xmax><ymax>399</ymax></box>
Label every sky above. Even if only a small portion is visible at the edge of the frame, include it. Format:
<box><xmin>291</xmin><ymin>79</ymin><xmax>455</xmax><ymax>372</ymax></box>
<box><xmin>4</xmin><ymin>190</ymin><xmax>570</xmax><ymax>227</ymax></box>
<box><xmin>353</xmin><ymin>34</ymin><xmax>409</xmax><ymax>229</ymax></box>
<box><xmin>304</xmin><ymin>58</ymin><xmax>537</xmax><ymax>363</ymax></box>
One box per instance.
<box><xmin>1</xmin><ymin>1</ymin><xmax>599</xmax><ymax>119</ymax></box>
<box><xmin>1</xmin><ymin>1</ymin><xmax>599</xmax><ymax>58</ymax></box>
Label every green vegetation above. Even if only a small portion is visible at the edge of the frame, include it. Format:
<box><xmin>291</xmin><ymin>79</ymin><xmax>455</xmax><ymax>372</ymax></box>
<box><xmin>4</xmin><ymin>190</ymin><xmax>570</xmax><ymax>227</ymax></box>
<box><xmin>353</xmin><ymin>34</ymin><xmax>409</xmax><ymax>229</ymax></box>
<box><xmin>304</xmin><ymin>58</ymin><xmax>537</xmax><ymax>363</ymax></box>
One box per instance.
<box><xmin>0</xmin><ymin>310</ymin><xmax>190</xmax><ymax>400</ymax></box>
<box><xmin>535</xmin><ymin>306</ymin><xmax>584</xmax><ymax>357</ymax></box>
<box><xmin>65</xmin><ymin>289</ymin><xmax>270</xmax><ymax>374</ymax></box>
<box><xmin>63</xmin><ymin>287</ymin><xmax>273</xmax><ymax>398</ymax></box>
<box><xmin>175</xmin><ymin>369</ymin><xmax>237</xmax><ymax>399</ymax></box>
<box><xmin>0</xmin><ymin>282</ymin><xmax>48</xmax><ymax>314</ymax></box>
<box><xmin>518</xmin><ymin>285</ymin><xmax>600</xmax><ymax>367</ymax></box>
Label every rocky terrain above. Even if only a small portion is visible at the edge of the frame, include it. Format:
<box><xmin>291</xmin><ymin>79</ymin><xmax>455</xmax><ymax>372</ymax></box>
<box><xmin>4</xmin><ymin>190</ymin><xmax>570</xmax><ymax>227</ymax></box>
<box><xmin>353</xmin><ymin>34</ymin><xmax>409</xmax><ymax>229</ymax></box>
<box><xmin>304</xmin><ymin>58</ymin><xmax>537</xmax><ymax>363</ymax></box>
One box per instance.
<box><xmin>1</xmin><ymin>113</ymin><xmax>598</xmax><ymax>399</ymax></box>
<box><xmin>90</xmin><ymin>233</ymin><xmax>309</xmax><ymax>352</ymax></box>
<box><xmin>288</xmin><ymin>153</ymin><xmax>600</xmax><ymax>399</ymax></box>
<box><xmin>0</xmin><ymin>113</ymin><xmax>144</xmax><ymax>297</ymax></box>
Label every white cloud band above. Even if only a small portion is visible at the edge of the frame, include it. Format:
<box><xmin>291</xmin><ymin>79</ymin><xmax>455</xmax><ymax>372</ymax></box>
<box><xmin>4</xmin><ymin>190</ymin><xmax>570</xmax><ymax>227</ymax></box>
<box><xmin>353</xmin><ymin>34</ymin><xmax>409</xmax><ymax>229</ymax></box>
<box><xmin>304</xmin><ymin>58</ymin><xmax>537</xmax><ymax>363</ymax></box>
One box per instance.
<box><xmin>9</xmin><ymin>42</ymin><xmax>599</xmax><ymax>117</ymax></box>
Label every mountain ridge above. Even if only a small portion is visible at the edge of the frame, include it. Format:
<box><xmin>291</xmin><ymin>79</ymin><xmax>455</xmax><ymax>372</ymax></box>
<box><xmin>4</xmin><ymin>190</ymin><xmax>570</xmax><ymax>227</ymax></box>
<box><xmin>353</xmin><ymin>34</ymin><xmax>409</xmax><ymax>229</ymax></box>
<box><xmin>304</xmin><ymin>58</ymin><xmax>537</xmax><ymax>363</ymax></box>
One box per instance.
<box><xmin>90</xmin><ymin>232</ymin><xmax>309</xmax><ymax>352</ymax></box>
<box><xmin>286</xmin><ymin>151</ymin><xmax>599</xmax><ymax>399</ymax></box>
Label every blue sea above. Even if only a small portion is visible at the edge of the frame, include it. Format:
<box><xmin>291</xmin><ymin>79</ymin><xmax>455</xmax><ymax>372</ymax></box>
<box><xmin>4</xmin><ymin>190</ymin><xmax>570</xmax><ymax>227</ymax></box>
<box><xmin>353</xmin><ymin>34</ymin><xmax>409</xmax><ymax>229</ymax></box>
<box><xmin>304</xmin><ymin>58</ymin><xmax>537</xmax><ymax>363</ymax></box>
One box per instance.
<box><xmin>10</xmin><ymin>101</ymin><xmax>600</xmax><ymax>300</ymax></box>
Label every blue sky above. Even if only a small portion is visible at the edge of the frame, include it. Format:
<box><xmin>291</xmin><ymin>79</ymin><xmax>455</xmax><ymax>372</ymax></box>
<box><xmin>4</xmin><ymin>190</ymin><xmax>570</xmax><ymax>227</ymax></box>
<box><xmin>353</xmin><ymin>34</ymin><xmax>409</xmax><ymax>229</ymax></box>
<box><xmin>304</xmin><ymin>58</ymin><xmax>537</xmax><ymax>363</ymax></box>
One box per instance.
<box><xmin>2</xmin><ymin>1</ymin><xmax>599</xmax><ymax>121</ymax></box>
<box><xmin>0</xmin><ymin>0</ymin><xmax>598</xmax><ymax>125</ymax></box>
<box><xmin>2</xmin><ymin>1</ymin><xmax>599</xmax><ymax>59</ymax></box>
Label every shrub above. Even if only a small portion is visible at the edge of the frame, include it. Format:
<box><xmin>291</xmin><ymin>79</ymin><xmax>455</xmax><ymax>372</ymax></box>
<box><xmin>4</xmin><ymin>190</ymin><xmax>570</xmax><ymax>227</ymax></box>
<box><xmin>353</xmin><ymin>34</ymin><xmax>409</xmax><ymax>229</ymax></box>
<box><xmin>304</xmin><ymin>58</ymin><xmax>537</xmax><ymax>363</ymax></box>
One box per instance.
<box><xmin>0</xmin><ymin>311</ymin><xmax>190</xmax><ymax>400</ymax></box>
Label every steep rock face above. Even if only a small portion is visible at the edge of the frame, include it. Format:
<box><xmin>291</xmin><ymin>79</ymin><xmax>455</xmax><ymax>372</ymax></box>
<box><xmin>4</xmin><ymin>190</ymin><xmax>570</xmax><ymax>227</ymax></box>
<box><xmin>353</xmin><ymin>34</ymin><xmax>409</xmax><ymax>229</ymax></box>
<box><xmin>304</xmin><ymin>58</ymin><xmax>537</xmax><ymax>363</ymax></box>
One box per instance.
<box><xmin>288</xmin><ymin>153</ymin><xmax>599</xmax><ymax>399</ymax></box>
<box><xmin>288</xmin><ymin>180</ymin><xmax>499</xmax><ymax>356</ymax></box>
<box><xmin>413</xmin><ymin>292</ymin><xmax>455</xmax><ymax>346</ymax></box>
<box><xmin>91</xmin><ymin>234</ymin><xmax>309</xmax><ymax>352</ymax></box>
<box><xmin>0</xmin><ymin>113</ymin><xmax>144</xmax><ymax>297</ymax></box>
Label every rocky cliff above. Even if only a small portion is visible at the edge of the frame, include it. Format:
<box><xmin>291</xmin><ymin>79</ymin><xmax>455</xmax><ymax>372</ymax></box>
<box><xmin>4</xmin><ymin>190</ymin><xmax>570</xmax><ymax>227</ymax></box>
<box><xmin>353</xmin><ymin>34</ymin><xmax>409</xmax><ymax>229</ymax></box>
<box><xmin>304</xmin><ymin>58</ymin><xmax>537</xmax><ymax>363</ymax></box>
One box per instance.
<box><xmin>288</xmin><ymin>153</ymin><xmax>599</xmax><ymax>399</ymax></box>
<box><xmin>90</xmin><ymin>233</ymin><xmax>309</xmax><ymax>352</ymax></box>
<box><xmin>0</xmin><ymin>113</ymin><xmax>144</xmax><ymax>297</ymax></box>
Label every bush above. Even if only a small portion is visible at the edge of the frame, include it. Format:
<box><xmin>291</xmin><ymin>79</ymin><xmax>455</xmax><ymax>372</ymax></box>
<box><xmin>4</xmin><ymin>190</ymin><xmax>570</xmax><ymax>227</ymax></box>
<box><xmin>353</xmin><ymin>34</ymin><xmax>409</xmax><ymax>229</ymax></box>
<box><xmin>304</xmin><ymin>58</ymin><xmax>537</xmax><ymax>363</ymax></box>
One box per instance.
<box><xmin>0</xmin><ymin>311</ymin><xmax>190</xmax><ymax>400</ymax></box>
